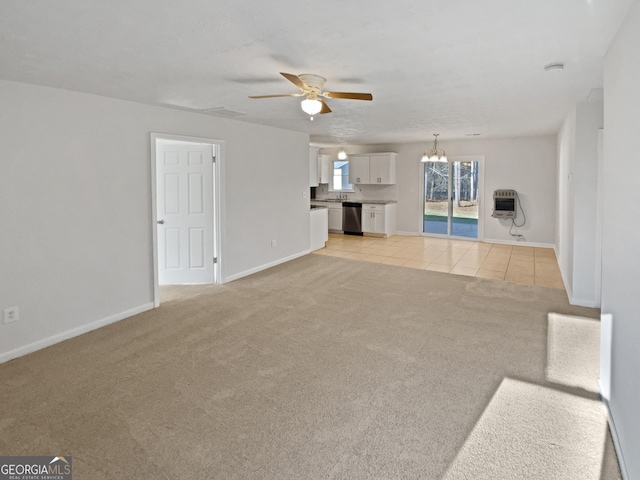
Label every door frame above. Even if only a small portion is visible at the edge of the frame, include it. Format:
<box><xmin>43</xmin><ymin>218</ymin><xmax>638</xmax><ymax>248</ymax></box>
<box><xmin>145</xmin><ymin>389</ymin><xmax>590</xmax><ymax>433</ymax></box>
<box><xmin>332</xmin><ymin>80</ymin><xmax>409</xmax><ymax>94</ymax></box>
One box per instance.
<box><xmin>150</xmin><ymin>133</ymin><xmax>225</xmax><ymax>307</ymax></box>
<box><xmin>594</xmin><ymin>129</ymin><xmax>604</xmax><ymax>307</ymax></box>
<box><xmin>419</xmin><ymin>155</ymin><xmax>485</xmax><ymax>241</ymax></box>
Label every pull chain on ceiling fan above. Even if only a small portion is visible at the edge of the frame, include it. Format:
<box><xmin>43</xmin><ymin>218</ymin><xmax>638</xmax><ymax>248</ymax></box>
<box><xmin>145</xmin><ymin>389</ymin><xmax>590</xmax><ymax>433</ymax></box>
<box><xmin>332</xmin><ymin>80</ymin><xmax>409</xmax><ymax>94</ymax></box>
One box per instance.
<box><xmin>249</xmin><ymin>72</ymin><xmax>373</xmax><ymax>120</ymax></box>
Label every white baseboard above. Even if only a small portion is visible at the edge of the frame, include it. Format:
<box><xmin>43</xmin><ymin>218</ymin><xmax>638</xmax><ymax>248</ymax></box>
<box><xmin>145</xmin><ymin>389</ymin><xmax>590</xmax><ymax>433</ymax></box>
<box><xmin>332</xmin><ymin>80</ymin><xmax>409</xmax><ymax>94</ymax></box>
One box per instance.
<box><xmin>552</xmin><ymin>245</ymin><xmax>599</xmax><ymax>307</ymax></box>
<box><xmin>563</xmin><ymin>277</ymin><xmax>573</xmax><ymax>299</ymax></box>
<box><xmin>483</xmin><ymin>238</ymin><xmax>555</xmax><ymax>249</ymax></box>
<box><xmin>569</xmin><ymin>296</ymin><xmax>599</xmax><ymax>308</ymax></box>
<box><xmin>223</xmin><ymin>250</ymin><xmax>310</xmax><ymax>283</ymax></box>
<box><xmin>599</xmin><ymin>394</ymin><xmax>630</xmax><ymax>480</ymax></box>
<box><xmin>0</xmin><ymin>302</ymin><xmax>155</xmax><ymax>365</ymax></box>
<box><xmin>395</xmin><ymin>232</ymin><xmax>554</xmax><ymax>249</ymax></box>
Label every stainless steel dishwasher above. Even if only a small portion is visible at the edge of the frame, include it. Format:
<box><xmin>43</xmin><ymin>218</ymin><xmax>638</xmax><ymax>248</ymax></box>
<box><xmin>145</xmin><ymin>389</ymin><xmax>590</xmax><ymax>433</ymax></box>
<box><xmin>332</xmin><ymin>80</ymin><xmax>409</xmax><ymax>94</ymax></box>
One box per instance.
<box><xmin>342</xmin><ymin>202</ymin><xmax>363</xmax><ymax>235</ymax></box>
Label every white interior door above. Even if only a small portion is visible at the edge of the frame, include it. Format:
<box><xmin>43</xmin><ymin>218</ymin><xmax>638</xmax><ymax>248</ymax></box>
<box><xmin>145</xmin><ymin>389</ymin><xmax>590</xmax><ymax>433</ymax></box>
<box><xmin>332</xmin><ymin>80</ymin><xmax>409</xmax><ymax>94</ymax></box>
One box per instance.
<box><xmin>156</xmin><ymin>143</ymin><xmax>214</xmax><ymax>284</ymax></box>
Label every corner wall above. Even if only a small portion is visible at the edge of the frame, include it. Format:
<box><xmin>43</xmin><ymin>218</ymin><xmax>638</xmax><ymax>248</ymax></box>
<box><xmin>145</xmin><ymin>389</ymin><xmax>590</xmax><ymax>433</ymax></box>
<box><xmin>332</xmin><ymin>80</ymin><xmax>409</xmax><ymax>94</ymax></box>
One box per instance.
<box><xmin>556</xmin><ymin>101</ymin><xmax>603</xmax><ymax>307</ymax></box>
<box><xmin>557</xmin><ymin>108</ymin><xmax>576</xmax><ymax>297</ymax></box>
<box><xmin>0</xmin><ymin>80</ymin><xmax>310</xmax><ymax>361</ymax></box>
<box><xmin>602</xmin><ymin>0</ymin><xmax>640</xmax><ymax>476</ymax></box>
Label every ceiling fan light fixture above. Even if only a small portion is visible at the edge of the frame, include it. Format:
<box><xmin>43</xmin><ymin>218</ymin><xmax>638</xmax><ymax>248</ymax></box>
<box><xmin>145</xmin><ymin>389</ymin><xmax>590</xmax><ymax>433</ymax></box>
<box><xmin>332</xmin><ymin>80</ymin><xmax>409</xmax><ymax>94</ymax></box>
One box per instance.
<box><xmin>338</xmin><ymin>149</ymin><xmax>348</xmax><ymax>160</ymax></box>
<box><xmin>301</xmin><ymin>98</ymin><xmax>322</xmax><ymax>116</ymax></box>
<box><xmin>249</xmin><ymin>73</ymin><xmax>371</xmax><ymax>119</ymax></box>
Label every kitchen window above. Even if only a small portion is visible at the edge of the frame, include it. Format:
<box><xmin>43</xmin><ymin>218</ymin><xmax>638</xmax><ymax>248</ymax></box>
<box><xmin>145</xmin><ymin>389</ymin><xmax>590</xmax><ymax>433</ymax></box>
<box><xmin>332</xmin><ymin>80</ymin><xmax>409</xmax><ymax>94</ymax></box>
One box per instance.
<box><xmin>329</xmin><ymin>160</ymin><xmax>354</xmax><ymax>192</ymax></box>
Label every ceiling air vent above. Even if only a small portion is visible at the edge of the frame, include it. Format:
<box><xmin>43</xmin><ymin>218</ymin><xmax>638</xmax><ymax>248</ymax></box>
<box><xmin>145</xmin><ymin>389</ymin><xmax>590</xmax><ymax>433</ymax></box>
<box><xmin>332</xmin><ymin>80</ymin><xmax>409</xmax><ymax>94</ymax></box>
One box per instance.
<box><xmin>201</xmin><ymin>107</ymin><xmax>247</xmax><ymax>118</ymax></box>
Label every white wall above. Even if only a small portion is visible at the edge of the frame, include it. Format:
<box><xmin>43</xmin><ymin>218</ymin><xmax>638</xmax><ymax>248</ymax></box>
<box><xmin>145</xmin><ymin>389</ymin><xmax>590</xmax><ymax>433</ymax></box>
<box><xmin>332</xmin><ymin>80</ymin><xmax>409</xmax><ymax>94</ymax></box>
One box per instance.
<box><xmin>0</xmin><ymin>80</ymin><xmax>310</xmax><ymax>362</ymax></box>
<box><xmin>392</xmin><ymin>136</ymin><xmax>557</xmax><ymax>244</ymax></box>
<box><xmin>331</xmin><ymin>137</ymin><xmax>556</xmax><ymax>244</ymax></box>
<box><xmin>557</xmin><ymin>108</ymin><xmax>576</xmax><ymax>294</ymax></box>
<box><xmin>573</xmin><ymin>103</ymin><xmax>603</xmax><ymax>305</ymax></box>
<box><xmin>556</xmin><ymin>102</ymin><xmax>603</xmax><ymax>306</ymax></box>
<box><xmin>602</xmin><ymin>0</ymin><xmax>640</xmax><ymax>476</ymax></box>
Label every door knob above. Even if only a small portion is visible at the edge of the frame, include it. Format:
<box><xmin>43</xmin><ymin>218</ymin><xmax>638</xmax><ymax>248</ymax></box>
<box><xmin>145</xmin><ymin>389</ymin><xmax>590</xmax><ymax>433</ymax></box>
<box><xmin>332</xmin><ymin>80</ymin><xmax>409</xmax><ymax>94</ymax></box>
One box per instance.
<box><xmin>157</xmin><ymin>219</ymin><xmax>165</xmax><ymax>225</ymax></box>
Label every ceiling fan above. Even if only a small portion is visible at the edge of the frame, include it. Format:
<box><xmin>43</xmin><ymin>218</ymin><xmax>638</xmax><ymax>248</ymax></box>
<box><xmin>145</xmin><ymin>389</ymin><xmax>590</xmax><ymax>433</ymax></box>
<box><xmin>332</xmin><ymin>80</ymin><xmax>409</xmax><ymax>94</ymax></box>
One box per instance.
<box><xmin>249</xmin><ymin>72</ymin><xmax>373</xmax><ymax>120</ymax></box>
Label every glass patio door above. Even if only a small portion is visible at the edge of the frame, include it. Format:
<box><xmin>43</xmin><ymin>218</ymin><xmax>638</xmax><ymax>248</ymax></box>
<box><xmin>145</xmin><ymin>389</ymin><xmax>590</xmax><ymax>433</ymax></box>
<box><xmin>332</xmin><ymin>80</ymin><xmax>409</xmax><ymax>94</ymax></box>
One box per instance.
<box><xmin>423</xmin><ymin>160</ymin><xmax>480</xmax><ymax>239</ymax></box>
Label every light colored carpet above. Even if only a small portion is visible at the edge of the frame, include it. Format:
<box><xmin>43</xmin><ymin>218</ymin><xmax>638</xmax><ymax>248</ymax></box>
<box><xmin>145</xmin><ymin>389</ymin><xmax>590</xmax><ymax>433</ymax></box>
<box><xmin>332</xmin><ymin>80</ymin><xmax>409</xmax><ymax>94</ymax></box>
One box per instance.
<box><xmin>0</xmin><ymin>254</ymin><xmax>621</xmax><ymax>479</ymax></box>
<box><xmin>443</xmin><ymin>378</ymin><xmax>608</xmax><ymax>480</ymax></box>
<box><xmin>546</xmin><ymin>313</ymin><xmax>601</xmax><ymax>393</ymax></box>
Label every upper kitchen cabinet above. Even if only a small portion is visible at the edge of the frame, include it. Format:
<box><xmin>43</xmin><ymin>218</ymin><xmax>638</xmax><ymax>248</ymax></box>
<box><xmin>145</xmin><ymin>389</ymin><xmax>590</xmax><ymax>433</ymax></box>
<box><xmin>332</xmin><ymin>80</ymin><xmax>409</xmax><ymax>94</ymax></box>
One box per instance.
<box><xmin>318</xmin><ymin>154</ymin><xmax>332</xmax><ymax>184</ymax></box>
<box><xmin>349</xmin><ymin>156</ymin><xmax>370</xmax><ymax>185</ymax></box>
<box><xmin>348</xmin><ymin>153</ymin><xmax>397</xmax><ymax>185</ymax></box>
<box><xmin>309</xmin><ymin>147</ymin><xmax>319</xmax><ymax>187</ymax></box>
<box><xmin>369</xmin><ymin>153</ymin><xmax>397</xmax><ymax>184</ymax></box>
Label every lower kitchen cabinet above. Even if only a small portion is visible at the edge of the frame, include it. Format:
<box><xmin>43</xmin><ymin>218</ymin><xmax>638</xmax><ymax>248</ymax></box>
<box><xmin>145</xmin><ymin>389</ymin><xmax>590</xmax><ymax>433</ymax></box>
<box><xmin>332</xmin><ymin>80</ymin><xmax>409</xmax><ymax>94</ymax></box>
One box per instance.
<box><xmin>363</xmin><ymin>204</ymin><xmax>396</xmax><ymax>237</ymax></box>
<box><xmin>311</xmin><ymin>201</ymin><xmax>342</xmax><ymax>232</ymax></box>
<box><xmin>327</xmin><ymin>205</ymin><xmax>343</xmax><ymax>231</ymax></box>
<box><xmin>310</xmin><ymin>207</ymin><xmax>328</xmax><ymax>250</ymax></box>
<box><xmin>363</xmin><ymin>209</ymin><xmax>384</xmax><ymax>234</ymax></box>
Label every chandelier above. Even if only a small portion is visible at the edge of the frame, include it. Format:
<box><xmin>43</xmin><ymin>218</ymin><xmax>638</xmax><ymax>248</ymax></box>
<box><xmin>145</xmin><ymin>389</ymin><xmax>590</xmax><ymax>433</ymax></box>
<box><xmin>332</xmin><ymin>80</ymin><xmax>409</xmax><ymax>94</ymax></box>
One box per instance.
<box><xmin>421</xmin><ymin>134</ymin><xmax>447</xmax><ymax>162</ymax></box>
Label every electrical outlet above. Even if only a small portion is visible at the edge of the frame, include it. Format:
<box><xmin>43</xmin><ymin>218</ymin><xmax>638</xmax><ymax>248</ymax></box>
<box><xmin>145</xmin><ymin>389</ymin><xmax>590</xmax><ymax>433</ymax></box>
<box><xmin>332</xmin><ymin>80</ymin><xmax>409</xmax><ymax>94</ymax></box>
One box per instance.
<box><xmin>3</xmin><ymin>306</ymin><xmax>19</xmax><ymax>324</ymax></box>
<box><xmin>303</xmin><ymin>191</ymin><xmax>307</xmax><ymax>199</ymax></box>
<box><xmin>271</xmin><ymin>239</ymin><xmax>277</xmax><ymax>248</ymax></box>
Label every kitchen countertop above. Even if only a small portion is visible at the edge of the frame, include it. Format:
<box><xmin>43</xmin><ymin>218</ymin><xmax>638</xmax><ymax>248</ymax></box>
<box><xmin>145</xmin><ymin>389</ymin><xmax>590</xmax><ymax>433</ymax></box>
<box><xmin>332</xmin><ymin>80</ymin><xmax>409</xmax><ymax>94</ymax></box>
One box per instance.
<box><xmin>311</xmin><ymin>199</ymin><xmax>397</xmax><ymax>205</ymax></box>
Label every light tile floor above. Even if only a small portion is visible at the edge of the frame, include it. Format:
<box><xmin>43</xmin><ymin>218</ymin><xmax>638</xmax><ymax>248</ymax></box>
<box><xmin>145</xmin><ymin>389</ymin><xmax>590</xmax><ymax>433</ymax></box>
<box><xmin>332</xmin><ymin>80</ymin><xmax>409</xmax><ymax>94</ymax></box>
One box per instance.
<box><xmin>312</xmin><ymin>234</ymin><xmax>565</xmax><ymax>290</ymax></box>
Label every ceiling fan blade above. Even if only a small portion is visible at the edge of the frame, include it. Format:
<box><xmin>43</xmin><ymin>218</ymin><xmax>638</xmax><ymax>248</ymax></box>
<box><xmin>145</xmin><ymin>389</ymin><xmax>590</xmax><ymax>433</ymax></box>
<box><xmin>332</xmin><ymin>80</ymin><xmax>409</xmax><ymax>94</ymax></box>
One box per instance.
<box><xmin>319</xmin><ymin>100</ymin><xmax>332</xmax><ymax>114</ymax></box>
<box><xmin>280</xmin><ymin>72</ymin><xmax>309</xmax><ymax>91</ymax></box>
<box><xmin>323</xmin><ymin>92</ymin><xmax>373</xmax><ymax>101</ymax></box>
<box><xmin>248</xmin><ymin>93</ymin><xmax>302</xmax><ymax>99</ymax></box>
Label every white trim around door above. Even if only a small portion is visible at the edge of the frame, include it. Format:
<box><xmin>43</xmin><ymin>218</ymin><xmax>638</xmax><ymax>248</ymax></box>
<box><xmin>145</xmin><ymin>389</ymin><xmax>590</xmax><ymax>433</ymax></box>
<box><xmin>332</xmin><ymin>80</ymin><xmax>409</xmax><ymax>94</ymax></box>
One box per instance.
<box><xmin>419</xmin><ymin>155</ymin><xmax>485</xmax><ymax>241</ymax></box>
<box><xmin>150</xmin><ymin>133</ymin><xmax>225</xmax><ymax>307</ymax></box>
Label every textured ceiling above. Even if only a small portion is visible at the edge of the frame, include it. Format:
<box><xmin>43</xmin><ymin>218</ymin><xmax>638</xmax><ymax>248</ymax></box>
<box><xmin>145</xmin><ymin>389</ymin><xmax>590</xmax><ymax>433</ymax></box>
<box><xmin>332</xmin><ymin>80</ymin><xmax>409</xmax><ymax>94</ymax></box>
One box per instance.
<box><xmin>0</xmin><ymin>0</ymin><xmax>633</xmax><ymax>145</ymax></box>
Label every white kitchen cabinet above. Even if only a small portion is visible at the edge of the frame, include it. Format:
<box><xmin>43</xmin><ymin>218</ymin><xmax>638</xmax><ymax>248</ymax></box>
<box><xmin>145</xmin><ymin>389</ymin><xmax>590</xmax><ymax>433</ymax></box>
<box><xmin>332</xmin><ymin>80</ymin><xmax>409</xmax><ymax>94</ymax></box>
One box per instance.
<box><xmin>309</xmin><ymin>147</ymin><xmax>319</xmax><ymax>187</ymax></box>
<box><xmin>327</xmin><ymin>203</ymin><xmax>343</xmax><ymax>232</ymax></box>
<box><xmin>363</xmin><ymin>203</ymin><xmax>396</xmax><ymax>237</ymax></box>
<box><xmin>362</xmin><ymin>208</ymin><xmax>373</xmax><ymax>232</ymax></box>
<box><xmin>369</xmin><ymin>153</ymin><xmax>397</xmax><ymax>184</ymax></box>
<box><xmin>318</xmin><ymin>154</ymin><xmax>332</xmax><ymax>184</ymax></box>
<box><xmin>310</xmin><ymin>207</ymin><xmax>328</xmax><ymax>250</ymax></box>
<box><xmin>347</xmin><ymin>153</ymin><xmax>397</xmax><ymax>185</ymax></box>
<box><xmin>362</xmin><ymin>205</ymin><xmax>385</xmax><ymax>234</ymax></box>
<box><xmin>349</xmin><ymin>155</ymin><xmax>370</xmax><ymax>185</ymax></box>
<box><xmin>311</xmin><ymin>201</ymin><xmax>342</xmax><ymax>232</ymax></box>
